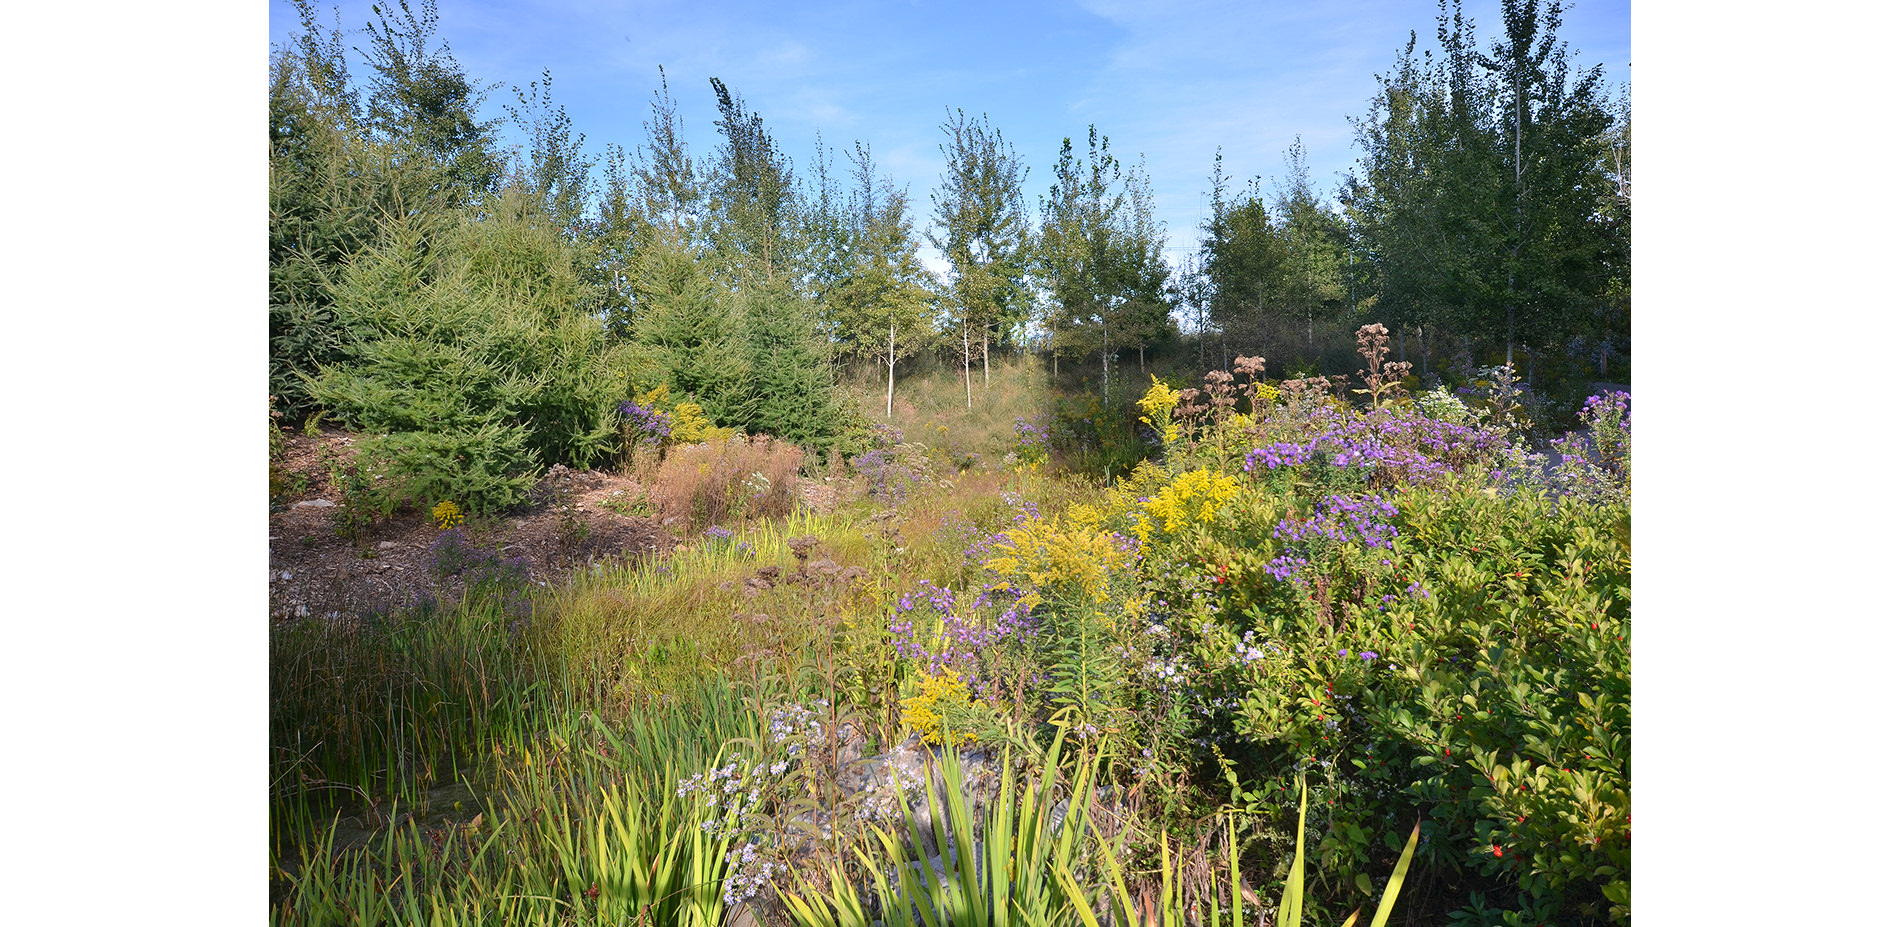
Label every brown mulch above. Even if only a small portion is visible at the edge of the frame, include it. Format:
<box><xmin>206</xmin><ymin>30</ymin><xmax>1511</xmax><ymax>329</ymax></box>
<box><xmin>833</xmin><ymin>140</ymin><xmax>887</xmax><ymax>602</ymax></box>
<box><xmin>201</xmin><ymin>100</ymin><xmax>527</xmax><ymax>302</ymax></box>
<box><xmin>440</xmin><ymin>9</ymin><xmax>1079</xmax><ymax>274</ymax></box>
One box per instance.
<box><xmin>268</xmin><ymin>428</ymin><xmax>672</xmax><ymax>623</ymax></box>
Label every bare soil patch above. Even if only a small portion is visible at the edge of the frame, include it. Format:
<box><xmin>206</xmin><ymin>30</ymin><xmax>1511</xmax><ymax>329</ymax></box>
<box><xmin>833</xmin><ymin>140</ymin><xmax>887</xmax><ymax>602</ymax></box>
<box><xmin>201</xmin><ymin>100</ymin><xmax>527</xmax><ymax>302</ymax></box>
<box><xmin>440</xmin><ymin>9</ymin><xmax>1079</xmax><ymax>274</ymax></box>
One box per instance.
<box><xmin>269</xmin><ymin>428</ymin><xmax>671</xmax><ymax>623</ymax></box>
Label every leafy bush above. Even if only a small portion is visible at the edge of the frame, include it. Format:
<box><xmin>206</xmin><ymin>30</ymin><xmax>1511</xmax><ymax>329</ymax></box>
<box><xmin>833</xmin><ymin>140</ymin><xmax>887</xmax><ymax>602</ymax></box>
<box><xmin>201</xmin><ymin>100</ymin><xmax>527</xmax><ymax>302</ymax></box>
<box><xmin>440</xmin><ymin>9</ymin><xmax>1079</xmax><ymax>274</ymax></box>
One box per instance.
<box><xmin>1041</xmin><ymin>358</ymin><xmax>1631</xmax><ymax>924</ymax></box>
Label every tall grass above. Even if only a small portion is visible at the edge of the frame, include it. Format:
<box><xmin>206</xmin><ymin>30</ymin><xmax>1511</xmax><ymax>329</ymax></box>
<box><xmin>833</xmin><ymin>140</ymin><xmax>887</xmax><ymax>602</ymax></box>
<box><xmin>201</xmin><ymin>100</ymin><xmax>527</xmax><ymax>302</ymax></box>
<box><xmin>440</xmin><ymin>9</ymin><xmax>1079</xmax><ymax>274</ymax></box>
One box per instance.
<box><xmin>844</xmin><ymin>354</ymin><xmax>1055</xmax><ymax>467</ymax></box>
<box><xmin>272</xmin><ymin>669</ymin><xmax>747</xmax><ymax>926</ymax></box>
<box><xmin>269</xmin><ymin>594</ymin><xmax>541</xmax><ymax>809</ymax></box>
<box><xmin>780</xmin><ymin>728</ymin><xmax>1102</xmax><ymax>927</ymax></box>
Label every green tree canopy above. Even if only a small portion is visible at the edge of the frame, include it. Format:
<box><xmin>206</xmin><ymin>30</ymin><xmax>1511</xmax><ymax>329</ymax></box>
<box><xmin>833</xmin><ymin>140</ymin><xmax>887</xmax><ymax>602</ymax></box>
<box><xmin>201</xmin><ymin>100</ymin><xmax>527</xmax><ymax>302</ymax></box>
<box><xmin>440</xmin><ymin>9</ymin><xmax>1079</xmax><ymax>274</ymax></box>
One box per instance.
<box><xmin>928</xmin><ymin>109</ymin><xmax>1032</xmax><ymax>400</ymax></box>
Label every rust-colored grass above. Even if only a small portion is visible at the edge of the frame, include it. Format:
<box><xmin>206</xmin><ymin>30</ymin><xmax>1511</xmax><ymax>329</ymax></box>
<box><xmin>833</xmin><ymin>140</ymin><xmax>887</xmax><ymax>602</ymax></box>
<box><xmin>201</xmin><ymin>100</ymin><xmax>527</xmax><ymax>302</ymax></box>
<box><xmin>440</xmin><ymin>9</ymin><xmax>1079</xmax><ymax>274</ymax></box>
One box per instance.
<box><xmin>651</xmin><ymin>435</ymin><xmax>804</xmax><ymax>529</ymax></box>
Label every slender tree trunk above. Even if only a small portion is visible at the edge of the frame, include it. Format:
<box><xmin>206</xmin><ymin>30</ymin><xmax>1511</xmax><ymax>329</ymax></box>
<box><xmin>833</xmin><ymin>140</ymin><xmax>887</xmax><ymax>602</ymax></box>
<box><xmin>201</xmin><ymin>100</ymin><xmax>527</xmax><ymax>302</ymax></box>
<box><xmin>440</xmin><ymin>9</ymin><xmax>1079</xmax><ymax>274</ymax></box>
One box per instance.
<box><xmin>963</xmin><ymin>323</ymin><xmax>972</xmax><ymax>409</ymax></box>
<box><xmin>1101</xmin><ymin>314</ymin><xmax>1109</xmax><ymax>402</ymax></box>
<box><xmin>1420</xmin><ymin>326</ymin><xmax>1429</xmax><ymax>380</ymax></box>
<box><xmin>886</xmin><ymin>319</ymin><xmax>896</xmax><ymax>419</ymax></box>
<box><xmin>982</xmin><ymin>326</ymin><xmax>990</xmax><ymax>390</ymax></box>
<box><xmin>1139</xmin><ymin>343</ymin><xmax>1145</xmax><ymax>375</ymax></box>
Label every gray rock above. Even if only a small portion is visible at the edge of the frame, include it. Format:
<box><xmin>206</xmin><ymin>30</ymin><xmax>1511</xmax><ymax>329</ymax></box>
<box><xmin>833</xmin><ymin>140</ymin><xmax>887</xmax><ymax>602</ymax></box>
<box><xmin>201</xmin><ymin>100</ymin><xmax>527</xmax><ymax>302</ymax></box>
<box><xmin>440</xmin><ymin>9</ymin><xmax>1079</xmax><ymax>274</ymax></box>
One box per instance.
<box><xmin>294</xmin><ymin>498</ymin><xmax>337</xmax><ymax>508</ymax></box>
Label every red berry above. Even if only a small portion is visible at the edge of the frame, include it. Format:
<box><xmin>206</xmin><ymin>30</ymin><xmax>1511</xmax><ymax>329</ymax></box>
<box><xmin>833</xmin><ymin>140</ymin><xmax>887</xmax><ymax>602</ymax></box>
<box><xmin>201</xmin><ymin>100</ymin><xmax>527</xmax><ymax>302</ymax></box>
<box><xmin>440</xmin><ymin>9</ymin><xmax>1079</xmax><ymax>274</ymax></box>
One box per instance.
<box><xmin>1492</xmin><ymin>845</ymin><xmax>1504</xmax><ymax>857</ymax></box>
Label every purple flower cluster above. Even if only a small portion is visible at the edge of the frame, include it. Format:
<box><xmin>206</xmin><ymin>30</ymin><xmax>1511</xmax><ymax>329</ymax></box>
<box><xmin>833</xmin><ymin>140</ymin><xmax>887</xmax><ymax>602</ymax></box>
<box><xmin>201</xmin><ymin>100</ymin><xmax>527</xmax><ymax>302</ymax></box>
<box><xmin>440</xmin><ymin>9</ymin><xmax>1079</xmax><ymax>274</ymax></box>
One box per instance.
<box><xmin>618</xmin><ymin>399</ymin><xmax>673</xmax><ymax>447</ymax></box>
<box><xmin>1541</xmin><ymin>390</ymin><xmax>1631</xmax><ymax>499</ymax></box>
<box><xmin>964</xmin><ymin>532</ymin><xmax>1000</xmax><ymax>564</ymax></box>
<box><xmin>1581</xmin><ymin>390</ymin><xmax>1631</xmax><ymax>424</ymax></box>
<box><xmin>851</xmin><ymin>446</ymin><xmax>922</xmax><ymax>505</ymax></box>
<box><xmin>1233</xmin><ymin>629</ymin><xmax>1279</xmax><ymax>665</ymax></box>
<box><xmin>886</xmin><ymin>580</ymin><xmax>1036</xmax><ymax>676</ymax></box>
<box><xmin>703</xmin><ymin>524</ymin><xmax>733</xmax><ymax>540</ymax></box>
<box><xmin>1243</xmin><ymin>442</ymin><xmax>1311</xmax><ymax>472</ymax></box>
<box><xmin>867</xmin><ymin>423</ymin><xmax>904</xmax><ymax>448</ymax></box>
<box><xmin>1263</xmin><ymin>494</ymin><xmax>1399</xmax><ymax>585</ymax></box>
<box><xmin>1000</xmin><ymin>491</ymin><xmax>1042</xmax><ymax>524</ymax></box>
<box><xmin>1013</xmin><ymin>416</ymin><xmax>1052</xmax><ymax>455</ymax></box>
<box><xmin>429</xmin><ymin>528</ymin><xmax>532</xmax><ymax>598</ymax></box>
<box><xmin>1247</xmin><ymin>407</ymin><xmax>1508</xmax><ymax>488</ymax></box>
<box><xmin>1263</xmin><ymin>552</ymin><xmax>1311</xmax><ymax>583</ymax></box>
<box><xmin>1272</xmin><ymin>494</ymin><xmax>1400</xmax><ymax>551</ymax></box>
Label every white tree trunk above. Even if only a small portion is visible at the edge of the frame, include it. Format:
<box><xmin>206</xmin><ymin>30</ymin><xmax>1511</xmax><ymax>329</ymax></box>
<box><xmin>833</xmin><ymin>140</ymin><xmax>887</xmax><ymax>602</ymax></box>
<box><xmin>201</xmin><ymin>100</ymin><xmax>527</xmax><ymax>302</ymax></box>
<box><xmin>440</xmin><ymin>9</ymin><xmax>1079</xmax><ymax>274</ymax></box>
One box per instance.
<box><xmin>982</xmin><ymin>326</ymin><xmax>989</xmax><ymax>391</ymax></box>
<box><xmin>963</xmin><ymin>324</ymin><xmax>972</xmax><ymax>410</ymax></box>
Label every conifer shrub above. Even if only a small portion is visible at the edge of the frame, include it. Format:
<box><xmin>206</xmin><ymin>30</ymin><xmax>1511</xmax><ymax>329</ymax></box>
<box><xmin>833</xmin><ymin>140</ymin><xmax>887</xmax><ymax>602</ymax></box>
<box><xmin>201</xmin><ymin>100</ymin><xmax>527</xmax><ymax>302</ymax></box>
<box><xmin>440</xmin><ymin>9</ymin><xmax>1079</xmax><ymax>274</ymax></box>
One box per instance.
<box><xmin>304</xmin><ymin>193</ymin><xmax>619</xmax><ymax>515</ymax></box>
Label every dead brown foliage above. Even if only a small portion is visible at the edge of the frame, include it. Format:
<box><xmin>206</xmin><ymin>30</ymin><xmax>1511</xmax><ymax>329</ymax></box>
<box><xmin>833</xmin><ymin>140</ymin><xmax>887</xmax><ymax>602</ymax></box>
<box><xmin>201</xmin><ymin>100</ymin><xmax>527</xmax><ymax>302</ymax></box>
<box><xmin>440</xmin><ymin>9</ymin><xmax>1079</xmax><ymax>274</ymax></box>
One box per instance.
<box><xmin>651</xmin><ymin>436</ymin><xmax>804</xmax><ymax>528</ymax></box>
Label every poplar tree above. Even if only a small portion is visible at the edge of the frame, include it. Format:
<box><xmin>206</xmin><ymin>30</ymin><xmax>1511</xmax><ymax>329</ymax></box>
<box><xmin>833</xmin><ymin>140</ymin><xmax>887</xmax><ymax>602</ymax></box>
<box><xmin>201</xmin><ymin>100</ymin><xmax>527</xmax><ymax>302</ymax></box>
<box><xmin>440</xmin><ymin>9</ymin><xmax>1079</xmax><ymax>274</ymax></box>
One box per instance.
<box><xmin>831</xmin><ymin>142</ymin><xmax>936</xmax><ymax>418</ymax></box>
<box><xmin>1198</xmin><ymin>152</ymin><xmax>1287</xmax><ymax>366</ymax></box>
<box><xmin>505</xmin><ymin>69</ymin><xmax>594</xmax><ymax>232</ymax></box>
<box><xmin>1037</xmin><ymin>129</ymin><xmax>1123</xmax><ymax>392</ymax></box>
<box><xmin>594</xmin><ymin>68</ymin><xmax>701</xmax><ymax>343</ymax></box>
<box><xmin>705</xmin><ymin>77</ymin><xmax>801</xmax><ymax>289</ymax></box>
<box><xmin>928</xmin><ymin>109</ymin><xmax>1030</xmax><ymax>406</ymax></box>
<box><xmin>1481</xmin><ymin>0</ymin><xmax>1616</xmax><ymax>376</ymax></box>
<box><xmin>699</xmin><ymin>78</ymin><xmax>845</xmax><ymax>449</ymax></box>
<box><xmin>1036</xmin><ymin>129</ymin><xmax>1171</xmax><ymax>397</ymax></box>
<box><xmin>1113</xmin><ymin>155</ymin><xmax>1176</xmax><ymax>375</ymax></box>
<box><xmin>1272</xmin><ymin>139</ymin><xmax>1350</xmax><ymax>353</ymax></box>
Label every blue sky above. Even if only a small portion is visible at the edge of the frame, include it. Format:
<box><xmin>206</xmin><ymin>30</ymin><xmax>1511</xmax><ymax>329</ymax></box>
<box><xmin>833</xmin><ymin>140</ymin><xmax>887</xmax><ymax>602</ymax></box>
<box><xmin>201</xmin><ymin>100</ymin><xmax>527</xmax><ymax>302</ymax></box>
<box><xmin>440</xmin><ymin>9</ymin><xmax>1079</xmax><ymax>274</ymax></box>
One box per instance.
<box><xmin>269</xmin><ymin>0</ymin><xmax>1629</xmax><ymax>274</ymax></box>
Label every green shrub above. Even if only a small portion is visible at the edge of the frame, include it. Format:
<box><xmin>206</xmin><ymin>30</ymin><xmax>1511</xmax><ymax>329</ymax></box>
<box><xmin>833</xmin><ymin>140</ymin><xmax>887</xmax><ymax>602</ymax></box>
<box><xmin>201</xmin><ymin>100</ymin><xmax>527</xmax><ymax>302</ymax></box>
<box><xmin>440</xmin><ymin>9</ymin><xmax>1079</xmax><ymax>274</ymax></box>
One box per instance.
<box><xmin>1211</xmin><ymin>484</ymin><xmax>1630</xmax><ymax>924</ymax></box>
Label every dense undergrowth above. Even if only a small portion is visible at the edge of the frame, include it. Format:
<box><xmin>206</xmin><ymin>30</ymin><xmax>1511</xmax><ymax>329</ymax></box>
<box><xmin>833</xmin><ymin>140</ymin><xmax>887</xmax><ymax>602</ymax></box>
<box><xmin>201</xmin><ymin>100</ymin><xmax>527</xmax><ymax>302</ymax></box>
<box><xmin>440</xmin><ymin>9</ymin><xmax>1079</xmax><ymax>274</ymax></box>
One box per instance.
<box><xmin>270</xmin><ymin>335</ymin><xmax>1629</xmax><ymax>927</ymax></box>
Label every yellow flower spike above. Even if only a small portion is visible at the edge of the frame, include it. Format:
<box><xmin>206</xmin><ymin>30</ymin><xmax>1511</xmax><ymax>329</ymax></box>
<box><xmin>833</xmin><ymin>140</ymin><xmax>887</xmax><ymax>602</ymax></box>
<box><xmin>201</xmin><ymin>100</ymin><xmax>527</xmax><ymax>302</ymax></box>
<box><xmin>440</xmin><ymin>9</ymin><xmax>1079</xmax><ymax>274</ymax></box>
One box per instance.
<box><xmin>984</xmin><ymin>509</ymin><xmax>1132</xmax><ymax>607</ymax></box>
<box><xmin>1137</xmin><ymin>469</ymin><xmax>1240</xmax><ymax>541</ymax></box>
<box><xmin>901</xmin><ymin>668</ymin><xmax>977</xmax><ymax>746</ymax></box>
<box><xmin>1137</xmin><ymin>375</ymin><xmax>1182</xmax><ymax>447</ymax></box>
